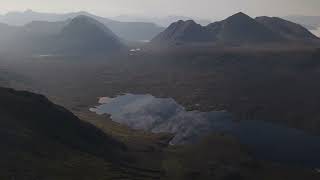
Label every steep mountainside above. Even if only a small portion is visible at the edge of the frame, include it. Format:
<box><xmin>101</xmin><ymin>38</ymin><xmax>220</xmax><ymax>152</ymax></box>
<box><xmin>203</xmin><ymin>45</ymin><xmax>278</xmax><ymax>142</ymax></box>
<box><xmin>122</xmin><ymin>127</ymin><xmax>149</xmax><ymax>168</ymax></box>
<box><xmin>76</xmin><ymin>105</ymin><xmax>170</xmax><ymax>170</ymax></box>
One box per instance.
<box><xmin>256</xmin><ymin>16</ymin><xmax>319</xmax><ymax>40</ymax></box>
<box><xmin>0</xmin><ymin>87</ymin><xmax>128</xmax><ymax>179</ymax></box>
<box><xmin>284</xmin><ymin>15</ymin><xmax>320</xmax><ymax>29</ymax></box>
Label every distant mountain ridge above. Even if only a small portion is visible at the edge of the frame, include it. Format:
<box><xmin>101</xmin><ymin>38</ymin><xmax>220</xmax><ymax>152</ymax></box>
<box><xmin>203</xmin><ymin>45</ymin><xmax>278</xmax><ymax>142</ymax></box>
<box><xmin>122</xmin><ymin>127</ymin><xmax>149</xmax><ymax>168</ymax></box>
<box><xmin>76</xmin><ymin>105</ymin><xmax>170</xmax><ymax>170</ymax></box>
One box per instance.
<box><xmin>209</xmin><ymin>12</ymin><xmax>285</xmax><ymax>43</ymax></box>
<box><xmin>152</xmin><ymin>20</ymin><xmax>214</xmax><ymax>43</ymax></box>
<box><xmin>0</xmin><ymin>10</ymin><xmax>164</xmax><ymax>41</ymax></box>
<box><xmin>111</xmin><ymin>15</ymin><xmax>212</xmax><ymax>27</ymax></box>
<box><xmin>152</xmin><ymin>12</ymin><xmax>320</xmax><ymax>45</ymax></box>
<box><xmin>284</xmin><ymin>15</ymin><xmax>320</xmax><ymax>30</ymax></box>
<box><xmin>0</xmin><ymin>15</ymin><xmax>126</xmax><ymax>55</ymax></box>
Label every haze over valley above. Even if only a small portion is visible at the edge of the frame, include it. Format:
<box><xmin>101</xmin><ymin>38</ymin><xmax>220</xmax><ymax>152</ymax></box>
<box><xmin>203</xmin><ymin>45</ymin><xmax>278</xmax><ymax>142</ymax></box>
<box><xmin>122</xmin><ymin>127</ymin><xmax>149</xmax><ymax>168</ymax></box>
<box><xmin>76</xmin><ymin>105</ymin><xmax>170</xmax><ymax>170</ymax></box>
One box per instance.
<box><xmin>1</xmin><ymin>1</ymin><xmax>320</xmax><ymax>179</ymax></box>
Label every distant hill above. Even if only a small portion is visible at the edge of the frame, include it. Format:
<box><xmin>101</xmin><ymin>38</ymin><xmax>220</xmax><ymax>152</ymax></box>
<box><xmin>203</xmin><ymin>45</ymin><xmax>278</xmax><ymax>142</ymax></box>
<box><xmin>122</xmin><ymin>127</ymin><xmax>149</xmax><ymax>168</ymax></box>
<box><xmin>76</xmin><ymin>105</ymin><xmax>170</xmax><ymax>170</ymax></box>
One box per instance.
<box><xmin>0</xmin><ymin>22</ymin><xmax>56</xmax><ymax>53</ymax></box>
<box><xmin>0</xmin><ymin>15</ymin><xmax>126</xmax><ymax>55</ymax></box>
<box><xmin>0</xmin><ymin>10</ymin><xmax>164</xmax><ymax>41</ymax></box>
<box><xmin>208</xmin><ymin>12</ymin><xmax>285</xmax><ymax>43</ymax></box>
<box><xmin>152</xmin><ymin>12</ymin><xmax>319</xmax><ymax>46</ymax></box>
<box><xmin>151</xmin><ymin>20</ymin><xmax>214</xmax><ymax>44</ymax></box>
<box><xmin>111</xmin><ymin>15</ymin><xmax>212</xmax><ymax>27</ymax></box>
<box><xmin>0</xmin><ymin>23</ymin><xmax>19</xmax><ymax>41</ymax></box>
<box><xmin>23</xmin><ymin>20</ymin><xmax>68</xmax><ymax>36</ymax></box>
<box><xmin>56</xmin><ymin>15</ymin><xmax>125</xmax><ymax>54</ymax></box>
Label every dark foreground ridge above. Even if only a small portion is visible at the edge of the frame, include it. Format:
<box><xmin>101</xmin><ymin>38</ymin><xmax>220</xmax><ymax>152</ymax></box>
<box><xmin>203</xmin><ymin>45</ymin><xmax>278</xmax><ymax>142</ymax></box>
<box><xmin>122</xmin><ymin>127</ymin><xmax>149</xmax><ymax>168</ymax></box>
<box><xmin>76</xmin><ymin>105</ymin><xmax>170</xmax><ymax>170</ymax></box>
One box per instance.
<box><xmin>0</xmin><ymin>87</ymin><xmax>128</xmax><ymax>179</ymax></box>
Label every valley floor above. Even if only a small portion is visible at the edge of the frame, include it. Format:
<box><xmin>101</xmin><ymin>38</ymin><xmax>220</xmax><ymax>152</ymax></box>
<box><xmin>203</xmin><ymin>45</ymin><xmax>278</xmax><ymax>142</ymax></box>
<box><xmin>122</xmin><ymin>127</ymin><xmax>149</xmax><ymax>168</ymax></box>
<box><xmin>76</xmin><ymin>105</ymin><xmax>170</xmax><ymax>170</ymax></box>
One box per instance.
<box><xmin>1</xmin><ymin>47</ymin><xmax>320</xmax><ymax>179</ymax></box>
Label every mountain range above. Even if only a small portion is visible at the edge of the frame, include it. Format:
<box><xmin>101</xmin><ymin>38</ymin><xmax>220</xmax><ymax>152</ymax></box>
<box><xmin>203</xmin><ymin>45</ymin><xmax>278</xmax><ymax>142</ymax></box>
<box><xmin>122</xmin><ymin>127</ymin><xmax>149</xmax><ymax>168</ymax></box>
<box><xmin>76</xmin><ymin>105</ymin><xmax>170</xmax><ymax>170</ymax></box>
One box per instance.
<box><xmin>0</xmin><ymin>11</ymin><xmax>319</xmax><ymax>55</ymax></box>
<box><xmin>0</xmin><ymin>10</ymin><xmax>164</xmax><ymax>41</ymax></box>
<box><xmin>1</xmin><ymin>10</ymin><xmax>319</xmax><ymax>42</ymax></box>
<box><xmin>152</xmin><ymin>12</ymin><xmax>319</xmax><ymax>45</ymax></box>
<box><xmin>0</xmin><ymin>15</ymin><xmax>126</xmax><ymax>55</ymax></box>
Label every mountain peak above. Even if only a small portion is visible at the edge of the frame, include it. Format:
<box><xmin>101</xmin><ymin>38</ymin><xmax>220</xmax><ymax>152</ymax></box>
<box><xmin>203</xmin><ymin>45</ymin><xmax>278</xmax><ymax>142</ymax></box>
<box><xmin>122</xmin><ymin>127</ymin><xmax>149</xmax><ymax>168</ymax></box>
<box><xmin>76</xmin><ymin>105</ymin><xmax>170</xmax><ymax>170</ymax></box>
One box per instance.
<box><xmin>152</xmin><ymin>12</ymin><xmax>289</xmax><ymax>45</ymax></box>
<box><xmin>234</xmin><ymin>12</ymin><xmax>249</xmax><ymax>16</ymax></box>
<box><xmin>184</xmin><ymin>20</ymin><xmax>199</xmax><ymax>27</ymax></box>
<box><xmin>70</xmin><ymin>15</ymin><xmax>98</xmax><ymax>24</ymax></box>
<box><xmin>173</xmin><ymin>19</ymin><xmax>198</xmax><ymax>27</ymax></box>
<box><xmin>176</xmin><ymin>20</ymin><xmax>200</xmax><ymax>30</ymax></box>
<box><xmin>152</xmin><ymin>19</ymin><xmax>213</xmax><ymax>43</ymax></box>
<box><xmin>66</xmin><ymin>15</ymin><xmax>115</xmax><ymax>35</ymax></box>
<box><xmin>184</xmin><ymin>19</ymin><xmax>197</xmax><ymax>24</ymax></box>
<box><xmin>226</xmin><ymin>12</ymin><xmax>253</xmax><ymax>22</ymax></box>
<box><xmin>58</xmin><ymin>15</ymin><xmax>125</xmax><ymax>54</ymax></box>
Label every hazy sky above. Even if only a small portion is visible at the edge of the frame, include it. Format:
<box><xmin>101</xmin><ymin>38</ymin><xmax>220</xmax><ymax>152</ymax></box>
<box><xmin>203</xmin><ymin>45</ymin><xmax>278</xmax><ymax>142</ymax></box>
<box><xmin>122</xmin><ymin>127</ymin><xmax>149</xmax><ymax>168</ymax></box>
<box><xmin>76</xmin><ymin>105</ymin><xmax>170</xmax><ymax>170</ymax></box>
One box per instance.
<box><xmin>1</xmin><ymin>0</ymin><xmax>319</xmax><ymax>19</ymax></box>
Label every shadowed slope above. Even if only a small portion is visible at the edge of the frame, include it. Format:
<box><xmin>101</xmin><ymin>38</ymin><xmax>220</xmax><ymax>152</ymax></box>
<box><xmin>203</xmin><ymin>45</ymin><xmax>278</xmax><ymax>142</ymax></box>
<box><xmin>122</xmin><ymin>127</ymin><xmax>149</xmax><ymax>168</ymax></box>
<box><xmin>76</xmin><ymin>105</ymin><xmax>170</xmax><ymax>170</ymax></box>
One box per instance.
<box><xmin>256</xmin><ymin>16</ymin><xmax>319</xmax><ymax>40</ymax></box>
<box><xmin>0</xmin><ymin>87</ymin><xmax>129</xmax><ymax>179</ymax></box>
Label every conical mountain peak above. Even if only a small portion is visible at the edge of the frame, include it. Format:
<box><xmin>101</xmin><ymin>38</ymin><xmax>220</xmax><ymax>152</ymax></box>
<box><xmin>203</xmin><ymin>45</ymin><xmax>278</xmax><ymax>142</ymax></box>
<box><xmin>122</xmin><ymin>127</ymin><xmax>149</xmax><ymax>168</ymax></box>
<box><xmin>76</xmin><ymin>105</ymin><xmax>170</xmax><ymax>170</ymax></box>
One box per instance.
<box><xmin>224</xmin><ymin>12</ymin><xmax>254</xmax><ymax>23</ymax></box>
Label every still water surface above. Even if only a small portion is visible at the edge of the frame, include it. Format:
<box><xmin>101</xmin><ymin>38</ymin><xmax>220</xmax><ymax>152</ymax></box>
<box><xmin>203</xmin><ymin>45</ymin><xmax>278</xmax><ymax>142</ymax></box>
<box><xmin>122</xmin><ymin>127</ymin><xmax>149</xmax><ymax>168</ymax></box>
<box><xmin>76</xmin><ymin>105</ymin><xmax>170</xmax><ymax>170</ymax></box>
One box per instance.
<box><xmin>90</xmin><ymin>93</ymin><xmax>320</xmax><ymax>167</ymax></box>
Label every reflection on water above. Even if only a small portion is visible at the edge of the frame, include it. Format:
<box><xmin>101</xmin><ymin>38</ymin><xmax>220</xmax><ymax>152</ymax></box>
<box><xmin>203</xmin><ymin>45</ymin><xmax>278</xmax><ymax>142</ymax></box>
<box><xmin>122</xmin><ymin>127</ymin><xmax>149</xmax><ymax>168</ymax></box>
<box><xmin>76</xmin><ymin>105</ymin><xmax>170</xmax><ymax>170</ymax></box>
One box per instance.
<box><xmin>90</xmin><ymin>94</ymin><xmax>232</xmax><ymax>144</ymax></box>
<box><xmin>90</xmin><ymin>94</ymin><xmax>320</xmax><ymax>167</ymax></box>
